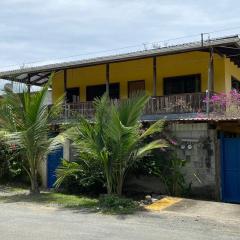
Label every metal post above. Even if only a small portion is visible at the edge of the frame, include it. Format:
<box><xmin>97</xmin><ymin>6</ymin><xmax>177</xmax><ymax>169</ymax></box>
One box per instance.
<box><xmin>201</xmin><ymin>33</ymin><xmax>204</xmax><ymax>47</ymax></box>
<box><xmin>206</xmin><ymin>89</ymin><xmax>210</xmax><ymax>116</ymax></box>
<box><xmin>27</xmin><ymin>74</ymin><xmax>31</xmax><ymax>93</ymax></box>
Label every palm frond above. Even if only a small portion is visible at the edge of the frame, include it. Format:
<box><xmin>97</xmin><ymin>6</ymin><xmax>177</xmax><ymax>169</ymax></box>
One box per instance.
<box><xmin>118</xmin><ymin>92</ymin><xmax>149</xmax><ymax>126</ymax></box>
<box><xmin>136</xmin><ymin>139</ymin><xmax>168</xmax><ymax>158</ymax></box>
<box><xmin>140</xmin><ymin>120</ymin><xmax>165</xmax><ymax>139</ymax></box>
<box><xmin>55</xmin><ymin>160</ymin><xmax>81</xmax><ymax>189</ymax></box>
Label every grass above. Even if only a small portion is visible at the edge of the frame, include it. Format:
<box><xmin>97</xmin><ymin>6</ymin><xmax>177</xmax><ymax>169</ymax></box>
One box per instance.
<box><xmin>0</xmin><ymin>185</ymin><xmax>140</xmax><ymax>214</ymax></box>
<box><xmin>99</xmin><ymin>194</ymin><xmax>140</xmax><ymax>214</ymax></box>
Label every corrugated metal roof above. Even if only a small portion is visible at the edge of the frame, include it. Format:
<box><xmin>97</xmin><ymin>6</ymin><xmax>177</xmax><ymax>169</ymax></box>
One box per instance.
<box><xmin>141</xmin><ymin>113</ymin><xmax>240</xmax><ymax>122</ymax></box>
<box><xmin>0</xmin><ymin>34</ymin><xmax>240</xmax><ymax>86</ymax></box>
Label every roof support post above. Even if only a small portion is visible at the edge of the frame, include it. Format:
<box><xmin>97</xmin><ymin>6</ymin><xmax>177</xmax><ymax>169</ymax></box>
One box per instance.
<box><xmin>106</xmin><ymin>63</ymin><xmax>110</xmax><ymax>96</ymax></box>
<box><xmin>208</xmin><ymin>47</ymin><xmax>214</xmax><ymax>92</ymax></box>
<box><xmin>153</xmin><ymin>56</ymin><xmax>157</xmax><ymax>97</ymax></box>
<box><xmin>27</xmin><ymin>74</ymin><xmax>31</xmax><ymax>93</ymax></box>
<box><xmin>64</xmin><ymin>69</ymin><xmax>67</xmax><ymax>101</ymax></box>
<box><xmin>206</xmin><ymin>47</ymin><xmax>214</xmax><ymax>116</ymax></box>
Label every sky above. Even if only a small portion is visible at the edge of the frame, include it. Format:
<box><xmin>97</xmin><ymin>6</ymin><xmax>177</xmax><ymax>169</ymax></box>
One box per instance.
<box><xmin>1</xmin><ymin>0</ymin><xmax>240</xmax><ymax>89</ymax></box>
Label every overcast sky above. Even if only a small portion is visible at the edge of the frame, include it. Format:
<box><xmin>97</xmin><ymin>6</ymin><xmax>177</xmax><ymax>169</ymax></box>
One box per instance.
<box><xmin>0</xmin><ymin>0</ymin><xmax>240</xmax><ymax>87</ymax></box>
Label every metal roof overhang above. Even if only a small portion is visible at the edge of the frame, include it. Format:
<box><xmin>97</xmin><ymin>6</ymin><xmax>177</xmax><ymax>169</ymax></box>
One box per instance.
<box><xmin>1</xmin><ymin>35</ymin><xmax>240</xmax><ymax>86</ymax></box>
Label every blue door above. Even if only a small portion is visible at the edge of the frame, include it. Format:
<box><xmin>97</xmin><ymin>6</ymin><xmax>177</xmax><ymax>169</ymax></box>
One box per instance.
<box><xmin>221</xmin><ymin>137</ymin><xmax>240</xmax><ymax>203</ymax></box>
<box><xmin>47</xmin><ymin>147</ymin><xmax>63</xmax><ymax>188</ymax></box>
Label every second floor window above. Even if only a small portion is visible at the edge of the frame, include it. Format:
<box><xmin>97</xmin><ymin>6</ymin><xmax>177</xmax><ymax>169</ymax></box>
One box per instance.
<box><xmin>66</xmin><ymin>87</ymin><xmax>80</xmax><ymax>103</ymax></box>
<box><xmin>164</xmin><ymin>74</ymin><xmax>201</xmax><ymax>95</ymax></box>
<box><xmin>86</xmin><ymin>83</ymin><xmax>120</xmax><ymax>101</ymax></box>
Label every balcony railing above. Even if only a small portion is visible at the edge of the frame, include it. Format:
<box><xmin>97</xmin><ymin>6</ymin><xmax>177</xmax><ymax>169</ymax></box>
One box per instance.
<box><xmin>59</xmin><ymin>92</ymin><xmax>208</xmax><ymax>120</ymax></box>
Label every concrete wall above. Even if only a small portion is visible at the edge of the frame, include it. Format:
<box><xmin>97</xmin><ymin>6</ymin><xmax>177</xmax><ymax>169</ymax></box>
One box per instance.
<box><xmin>170</xmin><ymin>123</ymin><xmax>217</xmax><ymax>199</ymax></box>
<box><xmin>126</xmin><ymin>122</ymin><xmax>218</xmax><ymax>200</ymax></box>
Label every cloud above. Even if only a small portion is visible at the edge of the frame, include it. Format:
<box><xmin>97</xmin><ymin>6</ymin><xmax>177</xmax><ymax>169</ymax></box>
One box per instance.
<box><xmin>0</xmin><ymin>0</ymin><xmax>240</xmax><ymax>72</ymax></box>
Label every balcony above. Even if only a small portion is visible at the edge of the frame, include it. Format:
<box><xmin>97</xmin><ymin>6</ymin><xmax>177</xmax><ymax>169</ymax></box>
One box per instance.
<box><xmin>57</xmin><ymin>92</ymin><xmax>208</xmax><ymax>122</ymax></box>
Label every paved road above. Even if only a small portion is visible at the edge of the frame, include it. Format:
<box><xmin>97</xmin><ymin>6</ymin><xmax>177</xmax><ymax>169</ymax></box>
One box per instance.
<box><xmin>0</xmin><ymin>199</ymin><xmax>239</xmax><ymax>240</ymax></box>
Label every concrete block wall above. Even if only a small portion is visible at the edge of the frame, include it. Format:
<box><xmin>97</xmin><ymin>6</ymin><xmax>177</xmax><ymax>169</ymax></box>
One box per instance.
<box><xmin>126</xmin><ymin>122</ymin><xmax>218</xmax><ymax>200</ymax></box>
<box><xmin>169</xmin><ymin>123</ymin><xmax>217</xmax><ymax>199</ymax></box>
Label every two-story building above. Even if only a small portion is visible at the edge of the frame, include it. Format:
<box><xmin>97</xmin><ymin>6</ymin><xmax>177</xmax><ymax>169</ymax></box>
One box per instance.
<box><xmin>1</xmin><ymin>35</ymin><xmax>240</xmax><ymax>202</ymax></box>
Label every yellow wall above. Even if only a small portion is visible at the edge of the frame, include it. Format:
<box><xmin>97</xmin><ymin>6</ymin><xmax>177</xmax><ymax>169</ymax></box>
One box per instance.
<box><xmin>224</xmin><ymin>57</ymin><xmax>240</xmax><ymax>92</ymax></box>
<box><xmin>52</xmin><ymin>70</ymin><xmax>64</xmax><ymax>102</ymax></box>
<box><xmin>52</xmin><ymin>51</ymin><xmax>238</xmax><ymax>102</ymax></box>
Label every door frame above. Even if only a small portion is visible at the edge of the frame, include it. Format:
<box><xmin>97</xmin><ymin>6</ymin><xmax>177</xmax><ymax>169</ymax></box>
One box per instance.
<box><xmin>128</xmin><ymin>80</ymin><xmax>145</xmax><ymax>97</ymax></box>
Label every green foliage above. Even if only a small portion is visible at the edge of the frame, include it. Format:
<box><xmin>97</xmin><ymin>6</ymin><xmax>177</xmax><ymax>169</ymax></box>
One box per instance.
<box><xmin>99</xmin><ymin>194</ymin><xmax>139</xmax><ymax>214</ymax></box>
<box><xmin>133</xmin><ymin>147</ymin><xmax>191</xmax><ymax>196</ymax></box>
<box><xmin>0</xmin><ymin>77</ymin><xmax>64</xmax><ymax>193</ymax></box>
<box><xmin>160</xmin><ymin>155</ymin><xmax>191</xmax><ymax>196</ymax></box>
<box><xmin>0</xmin><ymin>137</ymin><xmax>26</xmax><ymax>182</ymax></box>
<box><xmin>0</xmin><ymin>139</ymin><xmax>11</xmax><ymax>179</ymax></box>
<box><xmin>56</xmin><ymin>93</ymin><xmax>167</xmax><ymax>196</ymax></box>
<box><xmin>56</xmin><ymin>159</ymin><xmax>105</xmax><ymax>195</ymax></box>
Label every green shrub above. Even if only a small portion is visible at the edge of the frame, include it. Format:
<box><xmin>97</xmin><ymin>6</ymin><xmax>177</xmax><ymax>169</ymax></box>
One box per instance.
<box><xmin>99</xmin><ymin>194</ymin><xmax>139</xmax><ymax>214</ymax></box>
<box><xmin>0</xmin><ymin>139</ymin><xmax>27</xmax><ymax>184</ymax></box>
<box><xmin>131</xmin><ymin>146</ymin><xmax>191</xmax><ymax>197</ymax></box>
<box><xmin>56</xmin><ymin>159</ymin><xmax>105</xmax><ymax>195</ymax></box>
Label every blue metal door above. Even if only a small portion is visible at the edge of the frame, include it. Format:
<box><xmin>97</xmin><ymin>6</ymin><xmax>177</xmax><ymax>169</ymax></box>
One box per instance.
<box><xmin>47</xmin><ymin>147</ymin><xmax>63</xmax><ymax>188</ymax></box>
<box><xmin>221</xmin><ymin>137</ymin><xmax>240</xmax><ymax>203</ymax></box>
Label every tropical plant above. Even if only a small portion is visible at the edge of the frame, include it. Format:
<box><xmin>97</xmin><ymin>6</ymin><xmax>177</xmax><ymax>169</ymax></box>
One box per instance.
<box><xmin>0</xmin><ymin>80</ymin><xmax>63</xmax><ymax>194</ymax></box>
<box><xmin>56</xmin><ymin>93</ymin><xmax>167</xmax><ymax>195</ymax></box>
<box><xmin>201</xmin><ymin>89</ymin><xmax>240</xmax><ymax>118</ymax></box>
<box><xmin>56</xmin><ymin>159</ymin><xmax>105</xmax><ymax>194</ymax></box>
<box><xmin>0</xmin><ymin>135</ymin><xmax>24</xmax><ymax>182</ymax></box>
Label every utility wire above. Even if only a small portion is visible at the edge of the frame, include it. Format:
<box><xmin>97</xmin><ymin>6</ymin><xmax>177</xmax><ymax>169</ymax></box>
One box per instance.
<box><xmin>1</xmin><ymin>25</ymin><xmax>240</xmax><ymax>70</ymax></box>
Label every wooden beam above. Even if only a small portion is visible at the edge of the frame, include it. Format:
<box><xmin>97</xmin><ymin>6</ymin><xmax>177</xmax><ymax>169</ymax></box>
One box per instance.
<box><xmin>106</xmin><ymin>63</ymin><xmax>110</xmax><ymax>95</ymax></box>
<box><xmin>64</xmin><ymin>69</ymin><xmax>67</xmax><ymax>91</ymax></box>
<box><xmin>153</xmin><ymin>56</ymin><xmax>157</xmax><ymax>96</ymax></box>
<box><xmin>208</xmin><ymin>47</ymin><xmax>214</xmax><ymax>92</ymax></box>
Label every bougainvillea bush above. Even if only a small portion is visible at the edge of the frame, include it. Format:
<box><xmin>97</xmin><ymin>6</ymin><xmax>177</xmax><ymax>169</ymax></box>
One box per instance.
<box><xmin>203</xmin><ymin>89</ymin><xmax>240</xmax><ymax>118</ymax></box>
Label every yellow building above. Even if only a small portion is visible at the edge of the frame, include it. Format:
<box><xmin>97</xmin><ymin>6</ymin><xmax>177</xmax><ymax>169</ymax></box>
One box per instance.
<box><xmin>1</xmin><ymin>34</ymin><xmax>240</xmax><ymax>120</ymax></box>
<box><xmin>51</xmin><ymin>50</ymin><xmax>239</xmax><ymax>103</ymax></box>
<box><xmin>0</xmin><ymin>36</ymin><xmax>240</xmax><ymax>120</ymax></box>
<box><xmin>1</xmin><ymin>35</ymin><xmax>240</xmax><ymax>201</ymax></box>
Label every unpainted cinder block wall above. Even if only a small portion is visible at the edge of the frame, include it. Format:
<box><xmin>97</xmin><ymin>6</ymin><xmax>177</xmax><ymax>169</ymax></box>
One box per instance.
<box><xmin>169</xmin><ymin>123</ymin><xmax>217</xmax><ymax>199</ymax></box>
<box><xmin>126</xmin><ymin>123</ymin><xmax>218</xmax><ymax>199</ymax></box>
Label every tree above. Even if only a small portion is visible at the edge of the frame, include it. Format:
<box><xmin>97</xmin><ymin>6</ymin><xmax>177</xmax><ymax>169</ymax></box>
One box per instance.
<box><xmin>56</xmin><ymin>94</ymin><xmax>167</xmax><ymax>195</ymax></box>
<box><xmin>0</xmin><ymin>80</ymin><xmax>63</xmax><ymax>194</ymax></box>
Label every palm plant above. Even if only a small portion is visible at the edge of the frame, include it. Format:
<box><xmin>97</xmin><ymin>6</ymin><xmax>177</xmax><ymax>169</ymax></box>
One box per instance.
<box><xmin>0</xmin><ymin>80</ymin><xmax>63</xmax><ymax>194</ymax></box>
<box><xmin>56</xmin><ymin>94</ymin><xmax>167</xmax><ymax>195</ymax></box>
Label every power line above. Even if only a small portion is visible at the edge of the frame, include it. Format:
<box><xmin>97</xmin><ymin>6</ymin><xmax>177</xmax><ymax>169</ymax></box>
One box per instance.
<box><xmin>1</xmin><ymin>25</ymin><xmax>240</xmax><ymax>71</ymax></box>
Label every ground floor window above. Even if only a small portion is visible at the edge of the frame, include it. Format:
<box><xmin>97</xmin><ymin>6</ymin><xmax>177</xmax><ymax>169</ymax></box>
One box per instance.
<box><xmin>66</xmin><ymin>87</ymin><xmax>80</xmax><ymax>103</ymax></box>
<box><xmin>86</xmin><ymin>83</ymin><xmax>120</xmax><ymax>101</ymax></box>
<box><xmin>128</xmin><ymin>80</ymin><xmax>145</xmax><ymax>97</ymax></box>
<box><xmin>163</xmin><ymin>74</ymin><xmax>201</xmax><ymax>95</ymax></box>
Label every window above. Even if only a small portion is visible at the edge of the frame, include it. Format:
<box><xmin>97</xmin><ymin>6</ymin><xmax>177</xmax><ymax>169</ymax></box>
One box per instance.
<box><xmin>163</xmin><ymin>74</ymin><xmax>201</xmax><ymax>95</ymax></box>
<box><xmin>128</xmin><ymin>80</ymin><xmax>145</xmax><ymax>97</ymax></box>
<box><xmin>231</xmin><ymin>76</ymin><xmax>240</xmax><ymax>92</ymax></box>
<box><xmin>66</xmin><ymin>87</ymin><xmax>80</xmax><ymax>103</ymax></box>
<box><xmin>86</xmin><ymin>83</ymin><xmax>120</xmax><ymax>101</ymax></box>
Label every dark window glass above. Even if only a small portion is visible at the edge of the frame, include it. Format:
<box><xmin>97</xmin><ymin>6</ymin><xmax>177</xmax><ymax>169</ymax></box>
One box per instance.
<box><xmin>164</xmin><ymin>74</ymin><xmax>201</xmax><ymax>95</ymax></box>
<box><xmin>231</xmin><ymin>76</ymin><xmax>240</xmax><ymax>92</ymax></box>
<box><xmin>66</xmin><ymin>87</ymin><xmax>80</xmax><ymax>103</ymax></box>
<box><xmin>86</xmin><ymin>83</ymin><xmax>120</xmax><ymax>101</ymax></box>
